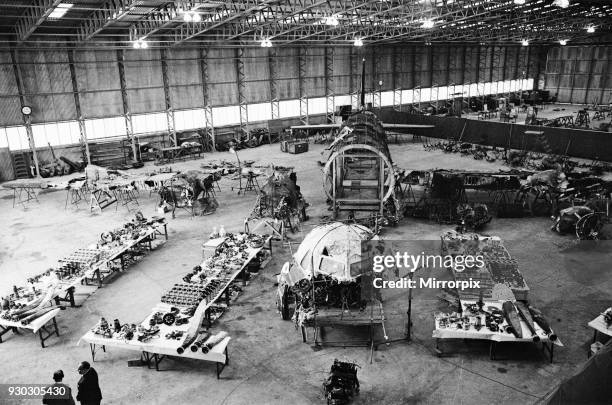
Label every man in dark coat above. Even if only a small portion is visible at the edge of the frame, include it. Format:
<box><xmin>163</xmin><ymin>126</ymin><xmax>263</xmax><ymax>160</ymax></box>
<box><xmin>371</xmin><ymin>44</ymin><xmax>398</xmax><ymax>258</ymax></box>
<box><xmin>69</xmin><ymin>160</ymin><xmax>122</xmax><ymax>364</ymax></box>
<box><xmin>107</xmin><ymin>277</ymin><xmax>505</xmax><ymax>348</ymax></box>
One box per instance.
<box><xmin>76</xmin><ymin>362</ymin><xmax>102</xmax><ymax>405</ymax></box>
<box><xmin>42</xmin><ymin>370</ymin><xmax>75</xmax><ymax>405</ymax></box>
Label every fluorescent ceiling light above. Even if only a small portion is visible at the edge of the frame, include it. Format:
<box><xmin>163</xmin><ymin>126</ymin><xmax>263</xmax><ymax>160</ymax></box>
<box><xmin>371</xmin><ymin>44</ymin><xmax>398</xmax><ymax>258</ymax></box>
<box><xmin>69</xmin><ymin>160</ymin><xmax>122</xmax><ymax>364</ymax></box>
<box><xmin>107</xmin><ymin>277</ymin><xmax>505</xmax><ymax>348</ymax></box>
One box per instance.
<box><xmin>421</xmin><ymin>19</ymin><xmax>434</xmax><ymax>29</ymax></box>
<box><xmin>353</xmin><ymin>37</ymin><xmax>363</xmax><ymax>47</ymax></box>
<box><xmin>553</xmin><ymin>0</ymin><xmax>569</xmax><ymax>8</ymax></box>
<box><xmin>49</xmin><ymin>3</ymin><xmax>73</xmax><ymax>19</ymax></box>
<box><xmin>325</xmin><ymin>16</ymin><xmax>339</xmax><ymax>26</ymax></box>
<box><xmin>514</xmin><ymin>0</ymin><xmax>526</xmax><ymax>4</ymax></box>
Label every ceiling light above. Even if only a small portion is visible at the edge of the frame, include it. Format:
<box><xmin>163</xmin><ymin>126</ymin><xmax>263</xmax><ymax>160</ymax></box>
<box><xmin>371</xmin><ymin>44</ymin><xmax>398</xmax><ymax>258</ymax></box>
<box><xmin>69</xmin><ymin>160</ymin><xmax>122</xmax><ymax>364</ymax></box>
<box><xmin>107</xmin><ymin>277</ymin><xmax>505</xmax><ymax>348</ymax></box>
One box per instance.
<box><xmin>133</xmin><ymin>41</ymin><xmax>141</xmax><ymax>49</ymax></box>
<box><xmin>514</xmin><ymin>0</ymin><xmax>526</xmax><ymax>5</ymax></box>
<box><xmin>421</xmin><ymin>19</ymin><xmax>434</xmax><ymax>29</ymax></box>
<box><xmin>325</xmin><ymin>16</ymin><xmax>339</xmax><ymax>26</ymax></box>
<box><xmin>587</xmin><ymin>26</ymin><xmax>595</xmax><ymax>33</ymax></box>
<box><xmin>353</xmin><ymin>37</ymin><xmax>363</xmax><ymax>47</ymax></box>
<box><xmin>559</xmin><ymin>39</ymin><xmax>567</xmax><ymax>45</ymax></box>
<box><xmin>260</xmin><ymin>38</ymin><xmax>272</xmax><ymax>48</ymax></box>
<box><xmin>553</xmin><ymin>0</ymin><xmax>569</xmax><ymax>8</ymax></box>
<box><xmin>521</xmin><ymin>39</ymin><xmax>529</xmax><ymax>46</ymax></box>
<box><xmin>140</xmin><ymin>40</ymin><xmax>148</xmax><ymax>49</ymax></box>
<box><xmin>49</xmin><ymin>3</ymin><xmax>73</xmax><ymax>19</ymax></box>
<box><xmin>183</xmin><ymin>12</ymin><xmax>192</xmax><ymax>22</ymax></box>
<box><xmin>192</xmin><ymin>12</ymin><xmax>201</xmax><ymax>22</ymax></box>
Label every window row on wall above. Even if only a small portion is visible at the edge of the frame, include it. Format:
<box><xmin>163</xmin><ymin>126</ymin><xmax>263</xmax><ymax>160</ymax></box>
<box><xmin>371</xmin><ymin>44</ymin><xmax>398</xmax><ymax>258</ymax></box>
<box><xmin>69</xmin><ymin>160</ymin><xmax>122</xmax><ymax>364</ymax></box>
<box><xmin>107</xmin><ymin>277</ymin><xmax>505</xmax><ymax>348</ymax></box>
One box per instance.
<box><xmin>0</xmin><ymin>78</ymin><xmax>533</xmax><ymax>151</ymax></box>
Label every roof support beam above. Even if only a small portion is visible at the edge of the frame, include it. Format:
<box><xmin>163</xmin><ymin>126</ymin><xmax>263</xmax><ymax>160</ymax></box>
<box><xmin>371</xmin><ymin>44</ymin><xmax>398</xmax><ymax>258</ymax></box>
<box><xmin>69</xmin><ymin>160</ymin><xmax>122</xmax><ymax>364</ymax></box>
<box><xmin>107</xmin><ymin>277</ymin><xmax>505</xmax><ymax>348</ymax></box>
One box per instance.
<box><xmin>78</xmin><ymin>0</ymin><xmax>138</xmax><ymax>42</ymax></box>
<box><xmin>171</xmin><ymin>0</ymin><xmax>277</xmax><ymax>46</ymax></box>
<box><xmin>129</xmin><ymin>1</ymin><xmax>208</xmax><ymax>42</ymax></box>
<box><xmin>14</xmin><ymin>0</ymin><xmax>63</xmax><ymax>43</ymax></box>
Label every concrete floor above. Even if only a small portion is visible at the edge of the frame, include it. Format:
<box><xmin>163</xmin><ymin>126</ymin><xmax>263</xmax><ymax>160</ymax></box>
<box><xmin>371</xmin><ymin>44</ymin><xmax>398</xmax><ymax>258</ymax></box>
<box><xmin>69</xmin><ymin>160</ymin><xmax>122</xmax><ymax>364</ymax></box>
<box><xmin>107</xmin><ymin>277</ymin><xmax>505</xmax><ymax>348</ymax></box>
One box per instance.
<box><xmin>464</xmin><ymin>103</ymin><xmax>611</xmax><ymax>130</ymax></box>
<box><xmin>0</xmin><ymin>142</ymin><xmax>610</xmax><ymax>405</ymax></box>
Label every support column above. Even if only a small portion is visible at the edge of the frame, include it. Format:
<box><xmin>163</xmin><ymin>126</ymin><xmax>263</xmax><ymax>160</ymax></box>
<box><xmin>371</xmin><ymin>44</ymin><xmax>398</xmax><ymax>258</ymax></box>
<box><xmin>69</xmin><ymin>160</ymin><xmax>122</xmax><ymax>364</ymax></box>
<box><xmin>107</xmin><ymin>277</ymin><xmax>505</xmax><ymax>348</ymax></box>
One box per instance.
<box><xmin>413</xmin><ymin>46</ymin><xmax>422</xmax><ymax>110</ymax></box>
<box><xmin>428</xmin><ymin>46</ymin><xmax>434</xmax><ymax>88</ymax></box>
<box><xmin>393</xmin><ymin>45</ymin><xmax>401</xmax><ymax>111</ymax></box>
<box><xmin>10</xmin><ymin>49</ymin><xmax>40</xmax><ymax>178</ymax></box>
<box><xmin>534</xmin><ymin>46</ymin><xmax>548</xmax><ymax>91</ymax></box>
<box><xmin>116</xmin><ymin>49</ymin><xmax>136</xmax><ymax>159</ymax></box>
<box><xmin>525</xmin><ymin>46</ymin><xmax>531</xmax><ymax>82</ymax></box>
<box><xmin>410</xmin><ymin>44</ymin><xmax>416</xmax><ymax>89</ymax></box>
<box><xmin>199</xmin><ymin>48</ymin><xmax>214</xmax><ymax>151</ymax></box>
<box><xmin>349</xmin><ymin>47</ymin><xmax>359</xmax><ymax>110</ymax></box>
<box><xmin>460</xmin><ymin>45</ymin><xmax>467</xmax><ymax>85</ymax></box>
<box><xmin>324</xmin><ymin>46</ymin><xmax>334</xmax><ymax>123</ymax></box>
<box><xmin>491</xmin><ymin>46</ymin><xmax>499</xmax><ymax>94</ymax></box>
<box><xmin>518</xmin><ymin>46</ymin><xmax>528</xmax><ymax>84</ymax></box>
<box><xmin>445</xmin><ymin>45</ymin><xmax>452</xmax><ymax>86</ymax></box>
<box><xmin>372</xmin><ymin>48</ymin><xmax>381</xmax><ymax>110</ymax></box>
<box><xmin>568</xmin><ymin>58</ymin><xmax>577</xmax><ymax>103</ymax></box>
<box><xmin>298</xmin><ymin>46</ymin><xmax>308</xmax><ymax>124</ymax></box>
<box><xmin>584</xmin><ymin>46</ymin><xmax>596</xmax><ymax>105</ymax></box>
<box><xmin>160</xmin><ymin>48</ymin><xmax>176</xmax><ymax>147</ymax></box>
<box><xmin>67</xmin><ymin>49</ymin><xmax>90</xmax><ymax>165</ymax></box>
<box><xmin>236</xmin><ymin>47</ymin><xmax>248</xmax><ymax>136</ymax></box>
<box><xmin>478</xmin><ymin>45</ymin><xmax>487</xmax><ymax>105</ymax></box>
<box><xmin>514</xmin><ymin>46</ymin><xmax>520</xmax><ymax>80</ymax></box>
<box><xmin>268</xmin><ymin>48</ymin><xmax>279</xmax><ymax>120</ymax></box>
<box><xmin>475</xmin><ymin>45</ymin><xmax>482</xmax><ymax>84</ymax></box>
<box><xmin>448</xmin><ymin>46</ymin><xmax>457</xmax><ymax>102</ymax></box>
<box><xmin>599</xmin><ymin>48</ymin><xmax>610</xmax><ymax>104</ymax></box>
<box><xmin>503</xmin><ymin>46</ymin><xmax>509</xmax><ymax>83</ymax></box>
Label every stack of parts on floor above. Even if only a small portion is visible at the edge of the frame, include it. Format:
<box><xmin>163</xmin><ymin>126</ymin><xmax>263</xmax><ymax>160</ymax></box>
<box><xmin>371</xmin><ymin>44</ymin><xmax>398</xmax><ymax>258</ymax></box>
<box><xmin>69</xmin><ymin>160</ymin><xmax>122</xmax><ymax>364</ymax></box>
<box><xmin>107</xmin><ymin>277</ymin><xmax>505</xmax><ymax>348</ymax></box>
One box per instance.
<box><xmin>323</xmin><ymin>360</ymin><xmax>360</xmax><ymax>405</ymax></box>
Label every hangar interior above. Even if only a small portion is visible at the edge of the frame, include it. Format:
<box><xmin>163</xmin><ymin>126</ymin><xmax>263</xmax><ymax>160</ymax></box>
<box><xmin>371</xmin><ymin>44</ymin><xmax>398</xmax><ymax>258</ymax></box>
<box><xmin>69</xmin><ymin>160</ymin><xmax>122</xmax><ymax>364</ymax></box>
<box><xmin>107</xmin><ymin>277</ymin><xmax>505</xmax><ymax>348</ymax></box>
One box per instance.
<box><xmin>0</xmin><ymin>1</ymin><xmax>611</xmax><ymax>404</ymax></box>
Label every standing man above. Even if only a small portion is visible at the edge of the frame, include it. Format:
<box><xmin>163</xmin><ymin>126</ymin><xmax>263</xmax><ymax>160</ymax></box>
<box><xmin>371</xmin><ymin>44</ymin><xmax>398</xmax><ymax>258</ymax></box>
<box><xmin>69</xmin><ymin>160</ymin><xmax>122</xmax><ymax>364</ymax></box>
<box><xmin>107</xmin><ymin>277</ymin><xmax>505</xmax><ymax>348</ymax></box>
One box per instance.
<box><xmin>76</xmin><ymin>362</ymin><xmax>102</xmax><ymax>405</ymax></box>
<box><xmin>42</xmin><ymin>370</ymin><xmax>75</xmax><ymax>405</ymax></box>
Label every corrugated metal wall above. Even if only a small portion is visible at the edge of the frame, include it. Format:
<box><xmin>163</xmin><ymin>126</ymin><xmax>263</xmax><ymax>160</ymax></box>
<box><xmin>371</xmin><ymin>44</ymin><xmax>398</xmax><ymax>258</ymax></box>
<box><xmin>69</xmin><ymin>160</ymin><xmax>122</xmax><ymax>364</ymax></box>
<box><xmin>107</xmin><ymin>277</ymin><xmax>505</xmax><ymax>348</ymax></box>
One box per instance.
<box><xmin>75</xmin><ymin>50</ymin><xmax>123</xmax><ymax>118</ymax></box>
<box><xmin>0</xmin><ymin>44</ymin><xmax>544</xmax><ymax>128</ymax></box>
<box><xmin>544</xmin><ymin>45</ymin><xmax>612</xmax><ymax>104</ymax></box>
<box><xmin>166</xmin><ymin>48</ymin><xmax>204</xmax><ymax>110</ymax></box>
<box><xmin>0</xmin><ymin>51</ymin><xmax>21</xmax><ymax>125</ymax></box>
<box><xmin>18</xmin><ymin>50</ymin><xmax>76</xmax><ymax>124</ymax></box>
